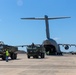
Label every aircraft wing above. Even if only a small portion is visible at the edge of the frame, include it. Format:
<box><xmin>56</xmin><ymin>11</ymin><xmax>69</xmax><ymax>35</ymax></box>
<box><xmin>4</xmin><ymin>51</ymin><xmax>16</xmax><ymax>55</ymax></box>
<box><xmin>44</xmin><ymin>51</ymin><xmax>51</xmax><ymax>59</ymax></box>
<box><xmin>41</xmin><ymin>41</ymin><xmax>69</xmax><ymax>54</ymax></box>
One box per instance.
<box><xmin>14</xmin><ymin>43</ymin><xmax>41</xmax><ymax>48</ymax></box>
<box><xmin>14</xmin><ymin>45</ymin><xmax>28</xmax><ymax>47</ymax></box>
<box><xmin>58</xmin><ymin>44</ymin><xmax>76</xmax><ymax>47</ymax></box>
<box><xmin>58</xmin><ymin>43</ymin><xmax>76</xmax><ymax>50</ymax></box>
<box><xmin>14</xmin><ymin>43</ymin><xmax>76</xmax><ymax>47</ymax></box>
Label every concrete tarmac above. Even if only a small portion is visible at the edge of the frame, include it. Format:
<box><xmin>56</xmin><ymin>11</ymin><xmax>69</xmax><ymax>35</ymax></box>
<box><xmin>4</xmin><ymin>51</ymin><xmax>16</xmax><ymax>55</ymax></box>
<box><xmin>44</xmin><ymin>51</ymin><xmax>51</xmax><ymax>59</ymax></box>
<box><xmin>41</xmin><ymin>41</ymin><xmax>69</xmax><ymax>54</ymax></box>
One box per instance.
<box><xmin>0</xmin><ymin>54</ymin><xmax>76</xmax><ymax>75</ymax></box>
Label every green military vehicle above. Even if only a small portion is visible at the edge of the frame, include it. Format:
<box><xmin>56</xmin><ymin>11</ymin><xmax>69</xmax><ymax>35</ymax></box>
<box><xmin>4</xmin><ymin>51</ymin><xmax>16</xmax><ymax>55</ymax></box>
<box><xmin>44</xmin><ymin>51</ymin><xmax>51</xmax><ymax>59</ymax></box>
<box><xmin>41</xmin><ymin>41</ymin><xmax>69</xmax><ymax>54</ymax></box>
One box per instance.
<box><xmin>0</xmin><ymin>44</ymin><xmax>18</xmax><ymax>60</ymax></box>
<box><xmin>26</xmin><ymin>43</ymin><xmax>45</xmax><ymax>59</ymax></box>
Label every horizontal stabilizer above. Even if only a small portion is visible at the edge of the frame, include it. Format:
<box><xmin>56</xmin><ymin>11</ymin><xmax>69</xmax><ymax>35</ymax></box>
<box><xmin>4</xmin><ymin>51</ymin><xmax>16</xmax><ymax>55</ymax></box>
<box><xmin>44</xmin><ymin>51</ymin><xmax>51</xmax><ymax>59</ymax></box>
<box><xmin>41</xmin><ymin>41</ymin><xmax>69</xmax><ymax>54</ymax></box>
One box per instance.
<box><xmin>48</xmin><ymin>17</ymin><xmax>71</xmax><ymax>20</ymax></box>
<box><xmin>21</xmin><ymin>17</ymin><xmax>71</xmax><ymax>20</ymax></box>
<box><xmin>21</xmin><ymin>18</ymin><xmax>45</xmax><ymax>20</ymax></box>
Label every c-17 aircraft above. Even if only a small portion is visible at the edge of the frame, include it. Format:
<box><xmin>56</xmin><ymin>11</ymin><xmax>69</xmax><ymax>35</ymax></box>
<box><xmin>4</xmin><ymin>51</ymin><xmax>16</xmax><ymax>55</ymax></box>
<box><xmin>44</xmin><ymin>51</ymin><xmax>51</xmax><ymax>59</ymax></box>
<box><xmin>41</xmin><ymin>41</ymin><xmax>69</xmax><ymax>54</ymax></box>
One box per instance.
<box><xmin>16</xmin><ymin>15</ymin><xmax>76</xmax><ymax>55</ymax></box>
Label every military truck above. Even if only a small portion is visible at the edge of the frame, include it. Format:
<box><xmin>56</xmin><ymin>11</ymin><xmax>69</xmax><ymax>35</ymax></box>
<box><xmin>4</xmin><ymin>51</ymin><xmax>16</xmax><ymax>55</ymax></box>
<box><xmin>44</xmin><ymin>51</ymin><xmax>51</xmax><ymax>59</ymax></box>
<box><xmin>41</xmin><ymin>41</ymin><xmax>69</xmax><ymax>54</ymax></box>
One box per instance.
<box><xmin>0</xmin><ymin>44</ymin><xmax>18</xmax><ymax>60</ymax></box>
<box><xmin>26</xmin><ymin>43</ymin><xmax>45</xmax><ymax>59</ymax></box>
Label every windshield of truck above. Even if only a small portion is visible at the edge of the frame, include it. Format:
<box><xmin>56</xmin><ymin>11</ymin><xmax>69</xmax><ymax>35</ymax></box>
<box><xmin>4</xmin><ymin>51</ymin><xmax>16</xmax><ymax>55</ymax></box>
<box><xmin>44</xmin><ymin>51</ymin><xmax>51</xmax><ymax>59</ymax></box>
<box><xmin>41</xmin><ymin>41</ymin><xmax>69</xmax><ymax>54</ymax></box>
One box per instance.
<box><xmin>0</xmin><ymin>45</ymin><xmax>3</xmax><ymax>51</ymax></box>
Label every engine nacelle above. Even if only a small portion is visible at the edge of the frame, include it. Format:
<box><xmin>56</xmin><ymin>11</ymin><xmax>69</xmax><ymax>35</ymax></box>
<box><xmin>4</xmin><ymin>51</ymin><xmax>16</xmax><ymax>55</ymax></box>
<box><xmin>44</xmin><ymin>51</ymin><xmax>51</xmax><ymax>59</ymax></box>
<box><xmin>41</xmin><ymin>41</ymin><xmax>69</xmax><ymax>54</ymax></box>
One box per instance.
<box><xmin>64</xmin><ymin>45</ymin><xmax>69</xmax><ymax>50</ymax></box>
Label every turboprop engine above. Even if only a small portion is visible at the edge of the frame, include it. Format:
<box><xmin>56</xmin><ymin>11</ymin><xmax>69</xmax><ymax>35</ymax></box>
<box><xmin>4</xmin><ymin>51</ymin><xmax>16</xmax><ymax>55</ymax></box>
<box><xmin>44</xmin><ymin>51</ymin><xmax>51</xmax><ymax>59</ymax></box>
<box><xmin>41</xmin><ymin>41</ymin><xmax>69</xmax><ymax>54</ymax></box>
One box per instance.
<box><xmin>42</xmin><ymin>38</ymin><xmax>62</xmax><ymax>55</ymax></box>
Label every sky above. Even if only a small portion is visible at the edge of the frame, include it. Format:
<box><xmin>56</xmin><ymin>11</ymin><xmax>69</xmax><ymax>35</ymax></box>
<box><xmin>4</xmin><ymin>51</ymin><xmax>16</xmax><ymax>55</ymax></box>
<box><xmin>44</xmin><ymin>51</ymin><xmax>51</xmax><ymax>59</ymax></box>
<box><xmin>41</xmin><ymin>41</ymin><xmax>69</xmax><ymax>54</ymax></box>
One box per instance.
<box><xmin>0</xmin><ymin>0</ymin><xmax>76</xmax><ymax>52</ymax></box>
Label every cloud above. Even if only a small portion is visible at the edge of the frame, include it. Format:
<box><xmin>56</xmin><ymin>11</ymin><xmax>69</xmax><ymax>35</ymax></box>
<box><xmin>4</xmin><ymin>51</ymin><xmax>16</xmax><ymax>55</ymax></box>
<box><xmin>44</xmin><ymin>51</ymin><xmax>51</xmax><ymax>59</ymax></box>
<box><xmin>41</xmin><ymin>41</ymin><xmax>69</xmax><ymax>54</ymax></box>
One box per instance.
<box><xmin>53</xmin><ymin>37</ymin><xmax>60</xmax><ymax>40</ymax></box>
<box><xmin>17</xmin><ymin>0</ymin><xmax>23</xmax><ymax>6</ymax></box>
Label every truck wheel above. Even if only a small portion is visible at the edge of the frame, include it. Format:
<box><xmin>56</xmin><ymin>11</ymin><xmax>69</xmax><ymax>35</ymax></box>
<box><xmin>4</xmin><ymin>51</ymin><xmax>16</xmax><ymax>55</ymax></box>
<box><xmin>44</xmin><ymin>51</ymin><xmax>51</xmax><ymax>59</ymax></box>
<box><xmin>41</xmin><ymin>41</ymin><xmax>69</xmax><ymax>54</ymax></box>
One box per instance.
<box><xmin>42</xmin><ymin>54</ymin><xmax>45</xmax><ymax>58</ymax></box>
<box><xmin>41</xmin><ymin>53</ymin><xmax>45</xmax><ymax>58</ymax></box>
<box><xmin>11</xmin><ymin>55</ymin><xmax>14</xmax><ymax>60</ymax></box>
<box><xmin>36</xmin><ymin>56</ymin><xmax>38</xmax><ymax>58</ymax></box>
<box><xmin>14</xmin><ymin>54</ymin><xmax>17</xmax><ymax>59</ymax></box>
<box><xmin>11</xmin><ymin>53</ymin><xmax>15</xmax><ymax>60</ymax></box>
<box><xmin>2</xmin><ymin>55</ymin><xmax>6</xmax><ymax>60</ymax></box>
<box><xmin>27</xmin><ymin>55</ymin><xmax>30</xmax><ymax>58</ymax></box>
<box><xmin>2</xmin><ymin>57</ymin><xmax>6</xmax><ymax>60</ymax></box>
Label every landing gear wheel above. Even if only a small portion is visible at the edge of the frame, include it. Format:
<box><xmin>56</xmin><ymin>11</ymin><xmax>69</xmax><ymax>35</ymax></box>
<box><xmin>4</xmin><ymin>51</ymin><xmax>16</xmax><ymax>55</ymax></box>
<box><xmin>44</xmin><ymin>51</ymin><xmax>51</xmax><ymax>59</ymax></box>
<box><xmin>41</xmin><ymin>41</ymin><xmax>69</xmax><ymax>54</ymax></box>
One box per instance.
<box><xmin>2</xmin><ymin>55</ymin><xmax>6</xmax><ymax>60</ymax></box>
<box><xmin>41</xmin><ymin>53</ymin><xmax>45</xmax><ymax>58</ymax></box>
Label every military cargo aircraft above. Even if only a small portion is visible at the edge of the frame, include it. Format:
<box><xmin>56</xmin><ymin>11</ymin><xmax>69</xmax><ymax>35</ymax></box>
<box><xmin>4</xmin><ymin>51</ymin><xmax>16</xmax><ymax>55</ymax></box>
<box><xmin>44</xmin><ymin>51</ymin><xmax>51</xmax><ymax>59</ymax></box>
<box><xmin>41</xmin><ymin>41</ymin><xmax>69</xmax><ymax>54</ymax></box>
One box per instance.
<box><xmin>15</xmin><ymin>15</ymin><xmax>76</xmax><ymax>55</ymax></box>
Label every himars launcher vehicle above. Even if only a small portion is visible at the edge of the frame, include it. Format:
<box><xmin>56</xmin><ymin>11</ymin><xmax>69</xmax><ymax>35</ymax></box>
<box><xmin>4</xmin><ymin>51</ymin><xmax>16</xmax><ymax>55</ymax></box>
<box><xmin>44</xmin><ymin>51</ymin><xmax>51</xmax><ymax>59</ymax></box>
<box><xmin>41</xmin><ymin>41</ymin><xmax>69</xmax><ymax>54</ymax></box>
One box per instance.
<box><xmin>0</xmin><ymin>41</ymin><xmax>18</xmax><ymax>60</ymax></box>
<box><xmin>26</xmin><ymin>43</ymin><xmax>45</xmax><ymax>58</ymax></box>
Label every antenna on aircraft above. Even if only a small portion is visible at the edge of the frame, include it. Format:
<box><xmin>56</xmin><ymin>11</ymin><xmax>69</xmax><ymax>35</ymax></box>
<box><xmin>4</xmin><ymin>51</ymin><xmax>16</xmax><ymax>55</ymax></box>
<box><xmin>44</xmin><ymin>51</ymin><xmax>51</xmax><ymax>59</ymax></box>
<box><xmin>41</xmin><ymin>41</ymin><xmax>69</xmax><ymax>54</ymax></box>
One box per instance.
<box><xmin>21</xmin><ymin>15</ymin><xmax>71</xmax><ymax>39</ymax></box>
